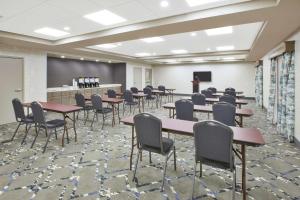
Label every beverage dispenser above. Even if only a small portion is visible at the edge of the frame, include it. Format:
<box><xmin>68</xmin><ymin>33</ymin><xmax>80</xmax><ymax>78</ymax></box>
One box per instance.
<box><xmin>89</xmin><ymin>77</ymin><xmax>95</xmax><ymax>87</ymax></box>
<box><xmin>78</xmin><ymin>77</ymin><xmax>85</xmax><ymax>88</ymax></box>
<box><xmin>95</xmin><ymin>77</ymin><xmax>100</xmax><ymax>87</ymax></box>
<box><xmin>84</xmin><ymin>77</ymin><xmax>90</xmax><ymax>88</ymax></box>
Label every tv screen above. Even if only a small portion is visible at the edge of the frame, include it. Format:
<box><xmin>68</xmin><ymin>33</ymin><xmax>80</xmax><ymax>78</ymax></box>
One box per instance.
<box><xmin>193</xmin><ymin>71</ymin><xmax>212</xmax><ymax>82</ymax></box>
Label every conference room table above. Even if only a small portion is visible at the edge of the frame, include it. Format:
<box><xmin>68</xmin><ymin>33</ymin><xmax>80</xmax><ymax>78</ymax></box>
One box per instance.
<box><xmin>182</xmin><ymin>97</ymin><xmax>248</xmax><ymax>108</ymax></box>
<box><xmin>23</xmin><ymin>102</ymin><xmax>81</xmax><ymax>146</ymax></box>
<box><xmin>162</xmin><ymin>103</ymin><xmax>253</xmax><ymax>127</ymax></box>
<box><xmin>105</xmin><ymin>92</ymin><xmax>147</xmax><ymax>113</ymax></box>
<box><xmin>213</xmin><ymin>92</ymin><xmax>245</xmax><ymax>98</ymax></box>
<box><xmin>121</xmin><ymin>117</ymin><xmax>264</xmax><ymax>200</ymax></box>
<box><xmin>85</xmin><ymin>95</ymin><xmax>124</xmax><ymax>126</ymax></box>
<box><xmin>153</xmin><ymin>88</ymin><xmax>176</xmax><ymax>102</ymax></box>
<box><xmin>139</xmin><ymin>89</ymin><xmax>164</xmax><ymax>108</ymax></box>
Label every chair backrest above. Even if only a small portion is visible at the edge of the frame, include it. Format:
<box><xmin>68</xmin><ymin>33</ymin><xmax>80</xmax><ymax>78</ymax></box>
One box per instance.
<box><xmin>91</xmin><ymin>94</ymin><xmax>103</xmax><ymax>110</ymax></box>
<box><xmin>134</xmin><ymin>113</ymin><xmax>164</xmax><ymax>153</ymax></box>
<box><xmin>31</xmin><ymin>101</ymin><xmax>46</xmax><ymax>125</ymax></box>
<box><xmin>213</xmin><ymin>102</ymin><xmax>236</xmax><ymax>126</ymax></box>
<box><xmin>143</xmin><ymin>87</ymin><xmax>152</xmax><ymax>98</ymax></box>
<box><xmin>175</xmin><ymin>99</ymin><xmax>194</xmax><ymax>121</ymax></box>
<box><xmin>219</xmin><ymin>94</ymin><xmax>236</xmax><ymax>106</ymax></box>
<box><xmin>12</xmin><ymin>98</ymin><xmax>26</xmax><ymax>122</ymax></box>
<box><xmin>130</xmin><ymin>87</ymin><xmax>139</xmax><ymax>94</ymax></box>
<box><xmin>107</xmin><ymin>89</ymin><xmax>116</xmax><ymax>98</ymax></box>
<box><xmin>75</xmin><ymin>93</ymin><xmax>86</xmax><ymax>107</ymax></box>
<box><xmin>201</xmin><ymin>89</ymin><xmax>213</xmax><ymax>98</ymax></box>
<box><xmin>225</xmin><ymin>87</ymin><xmax>235</xmax><ymax>92</ymax></box>
<box><xmin>124</xmin><ymin>90</ymin><xmax>134</xmax><ymax>103</ymax></box>
<box><xmin>193</xmin><ymin>120</ymin><xmax>234</xmax><ymax>169</ymax></box>
<box><xmin>224</xmin><ymin>90</ymin><xmax>236</xmax><ymax>97</ymax></box>
<box><xmin>191</xmin><ymin>93</ymin><xmax>206</xmax><ymax>105</ymax></box>
<box><xmin>158</xmin><ymin>85</ymin><xmax>166</xmax><ymax>92</ymax></box>
<box><xmin>207</xmin><ymin>87</ymin><xmax>217</xmax><ymax>93</ymax></box>
<box><xmin>146</xmin><ymin>85</ymin><xmax>153</xmax><ymax>90</ymax></box>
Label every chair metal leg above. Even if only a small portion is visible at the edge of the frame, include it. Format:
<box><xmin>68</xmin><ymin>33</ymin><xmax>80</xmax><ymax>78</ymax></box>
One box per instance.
<box><xmin>21</xmin><ymin>123</ymin><xmax>30</xmax><ymax>145</ymax></box>
<box><xmin>173</xmin><ymin>146</ymin><xmax>177</xmax><ymax>171</ymax></box>
<box><xmin>101</xmin><ymin>113</ymin><xmax>105</xmax><ymax>130</ymax></box>
<box><xmin>132</xmin><ymin>149</ymin><xmax>141</xmax><ymax>182</ymax></box>
<box><xmin>123</xmin><ymin>103</ymin><xmax>125</xmax><ymax>115</ymax></box>
<box><xmin>149</xmin><ymin>152</ymin><xmax>152</xmax><ymax>163</ymax></box>
<box><xmin>43</xmin><ymin>129</ymin><xmax>51</xmax><ymax>153</ymax></box>
<box><xmin>130</xmin><ymin>105</ymin><xmax>132</xmax><ymax>113</ymax></box>
<box><xmin>192</xmin><ymin>162</ymin><xmax>197</xmax><ymax>199</ymax></box>
<box><xmin>232</xmin><ymin>169</ymin><xmax>236</xmax><ymax>200</ymax></box>
<box><xmin>91</xmin><ymin>112</ymin><xmax>96</xmax><ymax>129</ymax></box>
<box><xmin>84</xmin><ymin>110</ymin><xmax>88</xmax><ymax>125</ymax></box>
<box><xmin>31</xmin><ymin>126</ymin><xmax>41</xmax><ymax>148</ymax></box>
<box><xmin>200</xmin><ymin>162</ymin><xmax>202</xmax><ymax>177</ymax></box>
<box><xmin>161</xmin><ymin>154</ymin><xmax>169</xmax><ymax>191</ymax></box>
<box><xmin>11</xmin><ymin>122</ymin><xmax>21</xmax><ymax>141</ymax></box>
<box><xmin>54</xmin><ymin>128</ymin><xmax>58</xmax><ymax>140</ymax></box>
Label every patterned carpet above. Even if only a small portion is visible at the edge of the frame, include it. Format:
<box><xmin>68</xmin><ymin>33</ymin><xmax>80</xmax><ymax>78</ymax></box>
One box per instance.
<box><xmin>0</xmin><ymin>97</ymin><xmax>299</xmax><ymax>200</ymax></box>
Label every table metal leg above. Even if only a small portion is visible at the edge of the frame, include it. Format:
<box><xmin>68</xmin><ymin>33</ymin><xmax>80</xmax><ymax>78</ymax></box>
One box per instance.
<box><xmin>117</xmin><ymin>103</ymin><xmax>120</xmax><ymax>124</ymax></box>
<box><xmin>112</xmin><ymin>103</ymin><xmax>115</xmax><ymax>126</ymax></box>
<box><xmin>73</xmin><ymin>112</ymin><xmax>77</xmax><ymax>142</ymax></box>
<box><xmin>142</xmin><ymin>97</ymin><xmax>145</xmax><ymax>112</ymax></box>
<box><xmin>130</xmin><ymin>125</ymin><xmax>135</xmax><ymax>170</ymax></box>
<box><xmin>138</xmin><ymin>97</ymin><xmax>141</xmax><ymax>113</ymax></box>
<box><xmin>241</xmin><ymin>144</ymin><xmax>246</xmax><ymax>200</ymax></box>
<box><xmin>240</xmin><ymin>116</ymin><xmax>243</xmax><ymax>127</ymax></box>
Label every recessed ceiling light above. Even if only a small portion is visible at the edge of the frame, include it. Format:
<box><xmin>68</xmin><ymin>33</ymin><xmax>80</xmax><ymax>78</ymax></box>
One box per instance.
<box><xmin>117</xmin><ymin>43</ymin><xmax>122</xmax><ymax>46</ymax></box>
<box><xmin>96</xmin><ymin>44</ymin><xmax>118</xmax><ymax>49</ymax></box>
<box><xmin>84</xmin><ymin>10</ymin><xmax>126</xmax><ymax>25</ymax></box>
<box><xmin>108</xmin><ymin>60</ymin><xmax>112</xmax><ymax>63</ymax></box>
<box><xmin>171</xmin><ymin>49</ymin><xmax>188</xmax><ymax>54</ymax></box>
<box><xmin>60</xmin><ymin>55</ymin><xmax>65</xmax><ymax>58</ymax></box>
<box><xmin>160</xmin><ymin>1</ymin><xmax>169</xmax><ymax>7</ymax></box>
<box><xmin>186</xmin><ymin>0</ymin><xmax>222</xmax><ymax>7</ymax></box>
<box><xmin>190</xmin><ymin>32</ymin><xmax>197</xmax><ymax>36</ymax></box>
<box><xmin>80</xmin><ymin>58</ymin><xmax>84</xmax><ymax>60</ymax></box>
<box><xmin>205</xmin><ymin>26</ymin><xmax>233</xmax><ymax>36</ymax></box>
<box><xmin>206</xmin><ymin>48</ymin><xmax>211</xmax><ymax>51</ymax></box>
<box><xmin>135</xmin><ymin>52</ymin><xmax>151</xmax><ymax>57</ymax></box>
<box><xmin>34</xmin><ymin>27</ymin><xmax>69</xmax><ymax>37</ymax></box>
<box><xmin>96</xmin><ymin>59</ymin><xmax>99</xmax><ymax>62</ymax></box>
<box><xmin>216</xmin><ymin>45</ymin><xmax>234</xmax><ymax>51</ymax></box>
<box><xmin>63</xmin><ymin>26</ymin><xmax>70</xmax><ymax>31</ymax></box>
<box><xmin>140</xmin><ymin>37</ymin><xmax>164</xmax><ymax>43</ymax></box>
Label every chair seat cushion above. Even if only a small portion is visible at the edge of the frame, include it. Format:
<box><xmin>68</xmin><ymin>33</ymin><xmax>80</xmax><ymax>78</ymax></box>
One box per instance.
<box><xmin>97</xmin><ymin>107</ymin><xmax>113</xmax><ymax>114</ymax></box>
<box><xmin>83</xmin><ymin>105</ymin><xmax>94</xmax><ymax>110</ymax></box>
<box><xmin>44</xmin><ymin>119</ymin><xmax>65</xmax><ymax>129</ymax></box>
<box><xmin>146</xmin><ymin>96</ymin><xmax>156</xmax><ymax>100</ymax></box>
<box><xmin>23</xmin><ymin>115</ymin><xmax>34</xmax><ymax>123</ymax></box>
<box><xmin>142</xmin><ymin>137</ymin><xmax>174</xmax><ymax>155</ymax></box>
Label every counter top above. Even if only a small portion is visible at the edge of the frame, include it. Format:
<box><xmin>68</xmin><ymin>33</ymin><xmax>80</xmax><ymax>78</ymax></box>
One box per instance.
<box><xmin>47</xmin><ymin>84</ymin><xmax>122</xmax><ymax>92</ymax></box>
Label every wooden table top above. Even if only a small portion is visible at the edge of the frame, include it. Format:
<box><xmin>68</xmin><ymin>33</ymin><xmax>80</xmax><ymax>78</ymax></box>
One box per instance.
<box><xmin>213</xmin><ymin>93</ymin><xmax>244</xmax><ymax>98</ymax></box>
<box><xmin>23</xmin><ymin>102</ymin><xmax>81</xmax><ymax>113</ymax></box>
<box><xmin>85</xmin><ymin>95</ymin><xmax>124</xmax><ymax>103</ymax></box>
<box><xmin>121</xmin><ymin>117</ymin><xmax>264</xmax><ymax>146</ymax></box>
<box><xmin>162</xmin><ymin>103</ymin><xmax>253</xmax><ymax>117</ymax></box>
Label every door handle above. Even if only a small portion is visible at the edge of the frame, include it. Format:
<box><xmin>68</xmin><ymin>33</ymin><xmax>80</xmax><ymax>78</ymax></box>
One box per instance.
<box><xmin>14</xmin><ymin>89</ymin><xmax>23</xmax><ymax>92</ymax></box>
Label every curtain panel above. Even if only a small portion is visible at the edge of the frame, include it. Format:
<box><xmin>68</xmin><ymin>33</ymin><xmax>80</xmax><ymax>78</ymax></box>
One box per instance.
<box><xmin>255</xmin><ymin>64</ymin><xmax>263</xmax><ymax>106</ymax></box>
<box><xmin>267</xmin><ymin>52</ymin><xmax>295</xmax><ymax>142</ymax></box>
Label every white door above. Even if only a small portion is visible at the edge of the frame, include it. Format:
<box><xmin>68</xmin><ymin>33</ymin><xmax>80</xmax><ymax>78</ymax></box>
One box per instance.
<box><xmin>0</xmin><ymin>57</ymin><xmax>23</xmax><ymax>125</ymax></box>
<box><xmin>133</xmin><ymin>67</ymin><xmax>142</xmax><ymax>89</ymax></box>
<box><xmin>145</xmin><ymin>68</ymin><xmax>152</xmax><ymax>86</ymax></box>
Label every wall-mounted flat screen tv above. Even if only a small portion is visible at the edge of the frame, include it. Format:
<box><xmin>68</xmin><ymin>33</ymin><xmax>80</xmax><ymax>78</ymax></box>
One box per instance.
<box><xmin>193</xmin><ymin>71</ymin><xmax>212</xmax><ymax>82</ymax></box>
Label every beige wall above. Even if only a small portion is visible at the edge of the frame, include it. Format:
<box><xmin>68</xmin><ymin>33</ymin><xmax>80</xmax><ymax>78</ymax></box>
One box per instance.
<box><xmin>0</xmin><ymin>47</ymin><xmax>47</xmax><ymax>102</ymax></box>
<box><xmin>152</xmin><ymin>62</ymin><xmax>256</xmax><ymax>97</ymax></box>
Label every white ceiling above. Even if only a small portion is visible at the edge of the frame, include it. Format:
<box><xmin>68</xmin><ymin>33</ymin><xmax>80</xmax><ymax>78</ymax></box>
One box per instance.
<box><xmin>88</xmin><ymin>22</ymin><xmax>263</xmax><ymax>57</ymax></box>
<box><xmin>0</xmin><ymin>0</ymin><xmax>251</xmax><ymax>40</ymax></box>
